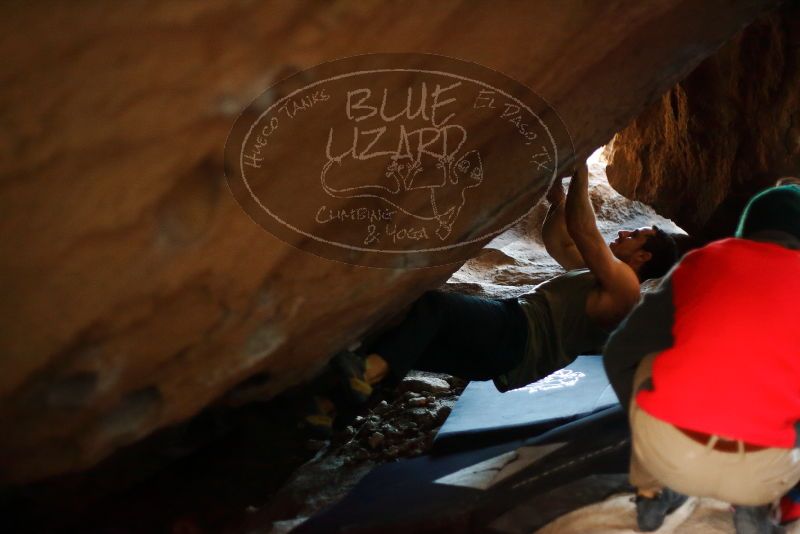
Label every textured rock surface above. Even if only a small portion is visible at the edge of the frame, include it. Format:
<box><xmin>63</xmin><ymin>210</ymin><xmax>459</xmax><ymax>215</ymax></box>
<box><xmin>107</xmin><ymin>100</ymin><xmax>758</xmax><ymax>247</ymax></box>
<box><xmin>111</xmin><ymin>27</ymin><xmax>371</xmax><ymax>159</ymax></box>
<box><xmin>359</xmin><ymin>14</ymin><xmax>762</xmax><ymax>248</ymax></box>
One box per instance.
<box><xmin>0</xmin><ymin>0</ymin><xmax>777</xmax><ymax>483</ymax></box>
<box><xmin>607</xmin><ymin>3</ymin><xmax>800</xmax><ymax>239</ymax></box>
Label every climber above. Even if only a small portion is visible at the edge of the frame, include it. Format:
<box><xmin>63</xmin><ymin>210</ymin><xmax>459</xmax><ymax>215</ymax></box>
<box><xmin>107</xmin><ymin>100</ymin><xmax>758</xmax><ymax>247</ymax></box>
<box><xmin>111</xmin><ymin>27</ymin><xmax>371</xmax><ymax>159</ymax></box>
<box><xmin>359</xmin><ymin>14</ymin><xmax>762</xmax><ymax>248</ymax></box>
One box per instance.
<box><xmin>304</xmin><ymin>157</ymin><xmax>680</xmax><ymax>437</ymax></box>
<box><xmin>603</xmin><ymin>183</ymin><xmax>800</xmax><ymax>533</ymax></box>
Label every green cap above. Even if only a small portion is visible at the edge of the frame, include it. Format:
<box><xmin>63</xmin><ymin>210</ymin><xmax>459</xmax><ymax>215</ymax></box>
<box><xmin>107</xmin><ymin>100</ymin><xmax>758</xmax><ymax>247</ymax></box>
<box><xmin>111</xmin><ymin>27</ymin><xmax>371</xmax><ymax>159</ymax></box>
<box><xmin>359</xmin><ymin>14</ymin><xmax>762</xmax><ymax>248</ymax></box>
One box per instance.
<box><xmin>735</xmin><ymin>184</ymin><xmax>800</xmax><ymax>239</ymax></box>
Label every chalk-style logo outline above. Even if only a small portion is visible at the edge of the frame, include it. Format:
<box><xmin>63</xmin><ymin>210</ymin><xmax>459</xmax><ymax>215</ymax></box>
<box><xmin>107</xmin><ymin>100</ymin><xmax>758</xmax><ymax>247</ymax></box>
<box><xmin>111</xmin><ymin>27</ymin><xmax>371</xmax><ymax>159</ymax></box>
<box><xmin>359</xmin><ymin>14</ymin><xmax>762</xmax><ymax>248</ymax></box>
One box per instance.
<box><xmin>512</xmin><ymin>369</ymin><xmax>587</xmax><ymax>395</ymax></box>
<box><xmin>226</xmin><ymin>54</ymin><xmax>573</xmax><ymax>267</ymax></box>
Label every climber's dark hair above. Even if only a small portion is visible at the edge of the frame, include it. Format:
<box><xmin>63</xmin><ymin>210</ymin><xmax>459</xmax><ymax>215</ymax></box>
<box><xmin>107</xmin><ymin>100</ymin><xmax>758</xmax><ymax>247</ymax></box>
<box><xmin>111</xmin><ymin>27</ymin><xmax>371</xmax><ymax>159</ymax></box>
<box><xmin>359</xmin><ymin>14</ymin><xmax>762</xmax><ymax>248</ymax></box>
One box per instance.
<box><xmin>639</xmin><ymin>225</ymin><xmax>680</xmax><ymax>281</ymax></box>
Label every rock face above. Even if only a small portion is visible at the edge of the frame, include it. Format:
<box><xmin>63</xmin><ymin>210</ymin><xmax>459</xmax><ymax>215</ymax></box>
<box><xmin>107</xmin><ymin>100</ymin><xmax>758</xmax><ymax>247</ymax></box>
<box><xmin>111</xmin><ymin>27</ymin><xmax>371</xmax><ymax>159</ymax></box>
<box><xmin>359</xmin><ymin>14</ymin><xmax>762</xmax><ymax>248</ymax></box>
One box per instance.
<box><xmin>0</xmin><ymin>0</ymin><xmax>778</xmax><ymax>484</ymax></box>
<box><xmin>607</xmin><ymin>4</ymin><xmax>800</xmax><ymax>239</ymax></box>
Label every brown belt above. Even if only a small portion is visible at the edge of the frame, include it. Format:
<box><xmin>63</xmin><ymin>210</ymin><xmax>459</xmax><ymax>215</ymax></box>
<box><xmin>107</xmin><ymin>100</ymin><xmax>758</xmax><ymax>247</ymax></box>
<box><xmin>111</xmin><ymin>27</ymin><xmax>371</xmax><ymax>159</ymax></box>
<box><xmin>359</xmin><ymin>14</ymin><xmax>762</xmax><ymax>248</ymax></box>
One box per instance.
<box><xmin>677</xmin><ymin>427</ymin><xmax>766</xmax><ymax>453</ymax></box>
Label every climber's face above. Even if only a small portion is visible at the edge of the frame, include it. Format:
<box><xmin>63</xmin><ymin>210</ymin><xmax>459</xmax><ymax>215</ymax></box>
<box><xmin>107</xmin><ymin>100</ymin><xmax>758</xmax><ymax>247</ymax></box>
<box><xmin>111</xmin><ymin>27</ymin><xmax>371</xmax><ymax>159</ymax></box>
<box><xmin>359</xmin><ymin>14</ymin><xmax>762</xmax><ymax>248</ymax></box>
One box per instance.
<box><xmin>609</xmin><ymin>226</ymin><xmax>655</xmax><ymax>264</ymax></box>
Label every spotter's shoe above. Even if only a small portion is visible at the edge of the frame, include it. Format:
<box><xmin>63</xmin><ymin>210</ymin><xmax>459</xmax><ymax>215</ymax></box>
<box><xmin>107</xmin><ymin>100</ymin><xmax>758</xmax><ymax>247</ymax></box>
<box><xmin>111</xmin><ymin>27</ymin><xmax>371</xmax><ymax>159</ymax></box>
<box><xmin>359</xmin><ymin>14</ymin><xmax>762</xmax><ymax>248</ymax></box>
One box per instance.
<box><xmin>779</xmin><ymin>487</ymin><xmax>800</xmax><ymax>524</ymax></box>
<box><xmin>635</xmin><ymin>488</ymin><xmax>689</xmax><ymax>531</ymax></box>
<box><xmin>300</xmin><ymin>396</ymin><xmax>336</xmax><ymax>440</ymax></box>
<box><xmin>332</xmin><ymin>350</ymin><xmax>374</xmax><ymax>404</ymax></box>
<box><xmin>733</xmin><ymin>505</ymin><xmax>785</xmax><ymax>534</ymax></box>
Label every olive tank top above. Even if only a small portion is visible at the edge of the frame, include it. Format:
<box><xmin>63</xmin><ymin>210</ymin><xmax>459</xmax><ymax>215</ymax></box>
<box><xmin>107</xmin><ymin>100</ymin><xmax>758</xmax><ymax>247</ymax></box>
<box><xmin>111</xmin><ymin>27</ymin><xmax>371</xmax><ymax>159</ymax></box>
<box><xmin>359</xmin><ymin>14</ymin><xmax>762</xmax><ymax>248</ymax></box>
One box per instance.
<box><xmin>494</xmin><ymin>268</ymin><xmax>610</xmax><ymax>392</ymax></box>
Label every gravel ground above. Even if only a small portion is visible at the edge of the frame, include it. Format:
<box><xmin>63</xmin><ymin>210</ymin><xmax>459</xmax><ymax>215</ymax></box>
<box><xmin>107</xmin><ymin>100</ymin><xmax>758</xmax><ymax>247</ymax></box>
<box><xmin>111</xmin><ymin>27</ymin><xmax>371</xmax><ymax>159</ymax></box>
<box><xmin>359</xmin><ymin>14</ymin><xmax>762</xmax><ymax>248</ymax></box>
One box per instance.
<box><xmin>251</xmin><ymin>371</ymin><xmax>467</xmax><ymax>534</ymax></box>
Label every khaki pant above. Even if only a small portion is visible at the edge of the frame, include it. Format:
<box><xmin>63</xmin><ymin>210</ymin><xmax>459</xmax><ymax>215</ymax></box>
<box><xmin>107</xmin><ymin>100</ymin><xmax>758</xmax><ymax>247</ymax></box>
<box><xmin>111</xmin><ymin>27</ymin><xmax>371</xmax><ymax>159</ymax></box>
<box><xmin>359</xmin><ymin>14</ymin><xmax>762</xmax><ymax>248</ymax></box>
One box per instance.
<box><xmin>629</xmin><ymin>354</ymin><xmax>800</xmax><ymax>506</ymax></box>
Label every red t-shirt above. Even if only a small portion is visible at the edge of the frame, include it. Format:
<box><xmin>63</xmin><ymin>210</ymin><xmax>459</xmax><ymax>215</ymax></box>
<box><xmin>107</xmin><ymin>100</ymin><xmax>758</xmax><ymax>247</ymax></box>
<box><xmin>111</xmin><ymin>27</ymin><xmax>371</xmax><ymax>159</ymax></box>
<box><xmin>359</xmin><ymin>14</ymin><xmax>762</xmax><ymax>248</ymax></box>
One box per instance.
<box><xmin>636</xmin><ymin>238</ymin><xmax>800</xmax><ymax>448</ymax></box>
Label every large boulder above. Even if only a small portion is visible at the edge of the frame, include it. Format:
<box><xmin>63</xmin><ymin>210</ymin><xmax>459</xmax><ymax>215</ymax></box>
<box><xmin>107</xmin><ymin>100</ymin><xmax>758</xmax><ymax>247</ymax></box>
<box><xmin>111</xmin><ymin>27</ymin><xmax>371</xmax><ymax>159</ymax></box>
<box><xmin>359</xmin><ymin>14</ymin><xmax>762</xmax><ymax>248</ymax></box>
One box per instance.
<box><xmin>607</xmin><ymin>3</ymin><xmax>800</xmax><ymax>239</ymax></box>
<box><xmin>0</xmin><ymin>0</ymin><xmax>778</xmax><ymax>484</ymax></box>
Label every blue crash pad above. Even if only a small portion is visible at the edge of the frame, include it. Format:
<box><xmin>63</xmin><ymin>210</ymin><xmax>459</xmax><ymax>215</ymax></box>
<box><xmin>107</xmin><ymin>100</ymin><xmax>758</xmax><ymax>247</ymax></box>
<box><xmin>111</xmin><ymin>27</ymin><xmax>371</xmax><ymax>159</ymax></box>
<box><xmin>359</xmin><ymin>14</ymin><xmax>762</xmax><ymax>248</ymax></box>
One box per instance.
<box><xmin>433</xmin><ymin>355</ymin><xmax>618</xmax><ymax>453</ymax></box>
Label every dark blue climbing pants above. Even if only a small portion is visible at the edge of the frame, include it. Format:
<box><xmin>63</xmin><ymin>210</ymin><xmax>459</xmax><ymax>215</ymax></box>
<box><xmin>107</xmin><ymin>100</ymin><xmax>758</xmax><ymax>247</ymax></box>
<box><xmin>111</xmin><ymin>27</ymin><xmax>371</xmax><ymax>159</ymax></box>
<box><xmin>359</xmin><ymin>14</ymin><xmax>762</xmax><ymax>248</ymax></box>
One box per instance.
<box><xmin>367</xmin><ymin>290</ymin><xmax>528</xmax><ymax>384</ymax></box>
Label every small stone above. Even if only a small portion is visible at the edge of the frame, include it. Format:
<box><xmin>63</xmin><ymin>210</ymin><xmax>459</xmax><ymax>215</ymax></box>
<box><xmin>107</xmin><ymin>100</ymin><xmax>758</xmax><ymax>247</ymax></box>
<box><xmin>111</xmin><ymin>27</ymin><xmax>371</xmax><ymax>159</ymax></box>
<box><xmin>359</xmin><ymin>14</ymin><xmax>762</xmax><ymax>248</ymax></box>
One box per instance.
<box><xmin>372</xmin><ymin>400</ymin><xmax>390</xmax><ymax>414</ymax></box>
<box><xmin>403</xmin><ymin>426</ymin><xmax>419</xmax><ymax>437</ymax></box>
<box><xmin>384</xmin><ymin>445</ymin><xmax>400</xmax><ymax>459</ymax></box>
<box><xmin>445</xmin><ymin>375</ymin><xmax>468</xmax><ymax>389</ymax></box>
<box><xmin>399</xmin><ymin>375</ymin><xmax>451</xmax><ymax>395</ymax></box>
<box><xmin>363</xmin><ymin>422</ymin><xmax>378</xmax><ymax>435</ymax></box>
<box><xmin>367</xmin><ymin>431</ymin><xmax>385</xmax><ymax>449</ymax></box>
<box><xmin>382</xmin><ymin>424</ymin><xmax>402</xmax><ymax>439</ymax></box>
<box><xmin>354</xmin><ymin>415</ymin><xmax>365</xmax><ymax>425</ymax></box>
<box><xmin>409</xmin><ymin>407</ymin><xmax>436</xmax><ymax>428</ymax></box>
<box><xmin>403</xmin><ymin>391</ymin><xmax>420</xmax><ymax>401</ymax></box>
<box><xmin>408</xmin><ymin>397</ymin><xmax>428</xmax><ymax>407</ymax></box>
